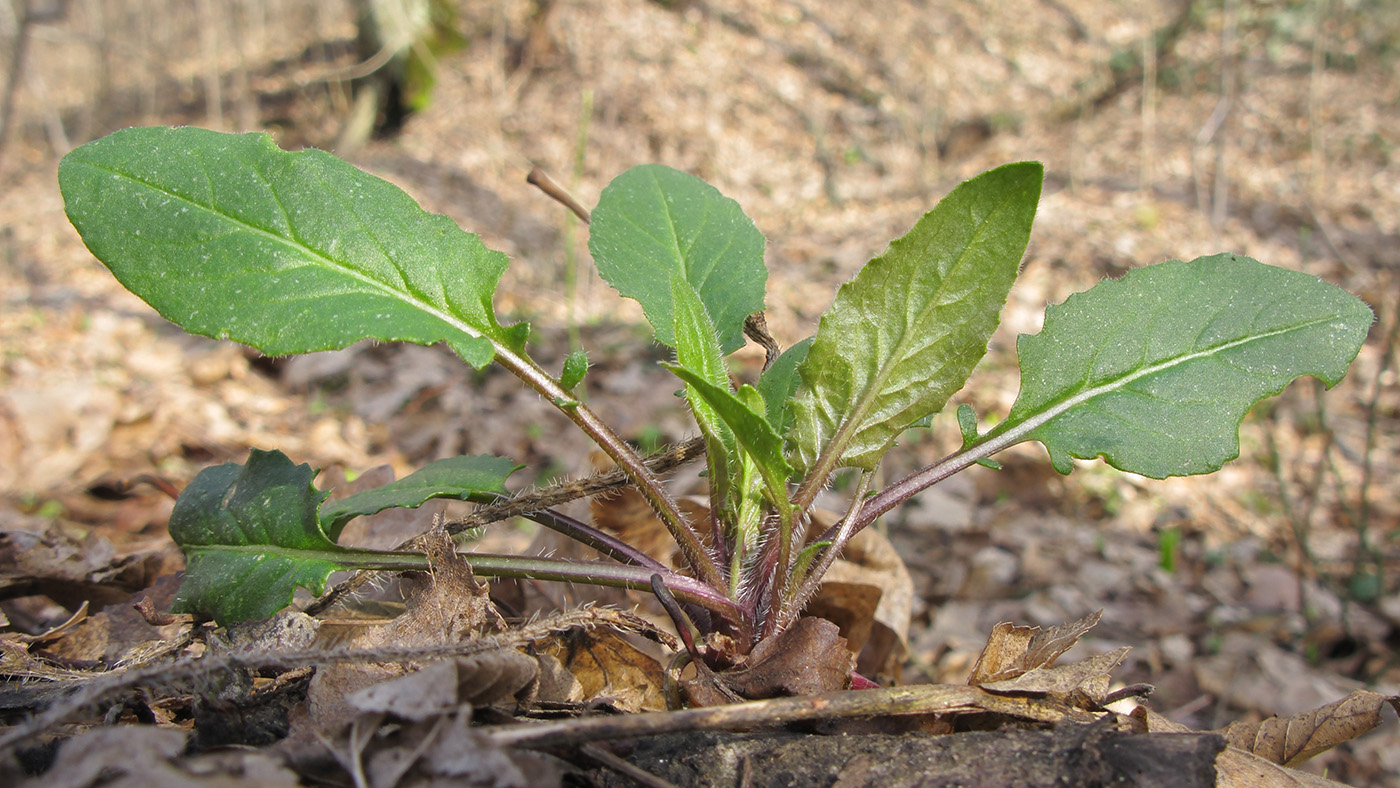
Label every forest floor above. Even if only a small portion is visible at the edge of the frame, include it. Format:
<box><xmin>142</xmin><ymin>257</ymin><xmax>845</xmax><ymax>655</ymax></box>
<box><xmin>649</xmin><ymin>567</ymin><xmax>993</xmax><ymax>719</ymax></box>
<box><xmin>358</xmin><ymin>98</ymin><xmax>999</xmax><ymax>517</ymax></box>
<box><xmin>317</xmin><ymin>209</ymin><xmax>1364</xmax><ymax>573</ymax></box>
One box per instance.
<box><xmin>1</xmin><ymin>0</ymin><xmax>1398</xmax><ymax>785</ymax></box>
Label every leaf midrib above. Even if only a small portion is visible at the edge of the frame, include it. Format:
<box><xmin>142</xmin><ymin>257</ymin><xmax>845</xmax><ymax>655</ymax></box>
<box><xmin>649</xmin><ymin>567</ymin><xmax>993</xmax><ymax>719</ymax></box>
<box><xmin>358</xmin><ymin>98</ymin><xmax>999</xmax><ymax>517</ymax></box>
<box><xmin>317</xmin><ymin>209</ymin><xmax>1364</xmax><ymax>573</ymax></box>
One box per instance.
<box><xmin>75</xmin><ymin>160</ymin><xmax>495</xmax><ymax>350</ymax></box>
<box><xmin>1004</xmin><ymin>312</ymin><xmax>1342</xmax><ymax>442</ymax></box>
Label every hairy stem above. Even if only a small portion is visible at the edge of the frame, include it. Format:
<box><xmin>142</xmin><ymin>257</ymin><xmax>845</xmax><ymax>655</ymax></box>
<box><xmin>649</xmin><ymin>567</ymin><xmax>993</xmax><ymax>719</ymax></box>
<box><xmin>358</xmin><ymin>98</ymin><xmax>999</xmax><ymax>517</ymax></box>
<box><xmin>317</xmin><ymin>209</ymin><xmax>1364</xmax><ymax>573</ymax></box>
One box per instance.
<box><xmin>441</xmin><ymin>436</ymin><xmax>705</xmax><ymax>535</ymax></box>
<box><xmin>781</xmin><ymin>470</ymin><xmax>874</xmax><ymax>632</ymax></box>
<box><xmin>492</xmin><ymin>350</ymin><xmax>725</xmax><ymax>590</ymax></box>
<box><xmin>760</xmin><ymin>503</ymin><xmax>800</xmax><ymax>640</ymax></box>
<box><xmin>461</xmin><ymin>552</ymin><xmax>742</xmax><ymax>622</ymax></box>
<box><xmin>854</xmin><ymin>427</ymin><xmax>1018</xmax><ymax>534</ymax></box>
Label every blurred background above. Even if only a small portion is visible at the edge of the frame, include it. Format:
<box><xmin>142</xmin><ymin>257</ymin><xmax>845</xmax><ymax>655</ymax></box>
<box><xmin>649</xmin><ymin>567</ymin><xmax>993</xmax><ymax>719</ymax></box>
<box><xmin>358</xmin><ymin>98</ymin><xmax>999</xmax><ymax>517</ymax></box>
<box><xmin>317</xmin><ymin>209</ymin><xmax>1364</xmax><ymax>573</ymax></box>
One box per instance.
<box><xmin>1</xmin><ymin>0</ymin><xmax>1398</xmax><ymax>782</ymax></box>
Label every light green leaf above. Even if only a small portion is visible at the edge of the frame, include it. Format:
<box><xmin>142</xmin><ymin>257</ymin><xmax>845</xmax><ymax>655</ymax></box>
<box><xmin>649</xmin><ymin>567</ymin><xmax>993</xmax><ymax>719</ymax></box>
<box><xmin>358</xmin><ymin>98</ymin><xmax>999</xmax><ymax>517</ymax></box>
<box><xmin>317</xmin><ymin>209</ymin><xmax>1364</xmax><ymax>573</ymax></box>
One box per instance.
<box><xmin>663</xmin><ymin>364</ymin><xmax>793</xmax><ymax>508</ymax></box>
<box><xmin>756</xmin><ymin>337</ymin><xmax>812</xmax><ymax>438</ymax></box>
<box><xmin>58</xmin><ymin>126</ymin><xmax>525</xmax><ymax>369</ymax></box>
<box><xmin>561</xmin><ymin>349</ymin><xmax>590</xmax><ymax>392</ymax></box>
<box><xmin>669</xmin><ymin>274</ymin><xmax>738</xmax><ymax>498</ymax></box>
<box><xmin>320</xmin><ymin>454</ymin><xmax>520</xmax><ymax>540</ymax></box>
<box><xmin>998</xmin><ymin>254</ymin><xmax>1373</xmax><ymax>478</ymax></box>
<box><xmin>791</xmin><ymin>162</ymin><xmax>1042</xmax><ymax>474</ymax></box>
<box><xmin>169</xmin><ymin>449</ymin><xmax>349</xmax><ymax>623</ymax></box>
<box><xmin>589</xmin><ymin>165</ymin><xmax>767</xmax><ymax>353</ymax></box>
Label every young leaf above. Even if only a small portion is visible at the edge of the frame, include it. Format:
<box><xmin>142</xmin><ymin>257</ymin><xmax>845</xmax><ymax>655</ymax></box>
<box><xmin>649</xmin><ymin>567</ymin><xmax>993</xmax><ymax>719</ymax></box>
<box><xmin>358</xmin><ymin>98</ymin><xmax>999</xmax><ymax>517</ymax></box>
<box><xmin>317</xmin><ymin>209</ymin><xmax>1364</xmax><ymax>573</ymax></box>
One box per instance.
<box><xmin>561</xmin><ymin>349</ymin><xmax>590</xmax><ymax>392</ymax></box>
<box><xmin>957</xmin><ymin>404</ymin><xmax>1002</xmax><ymax>470</ymax></box>
<box><xmin>589</xmin><ymin>165</ymin><xmax>767</xmax><ymax>353</ymax></box>
<box><xmin>790</xmin><ymin>162</ymin><xmax>1042</xmax><ymax>476</ymax></box>
<box><xmin>669</xmin><ymin>274</ymin><xmax>739</xmax><ymax>499</ymax></box>
<box><xmin>58</xmin><ymin>126</ymin><xmax>525</xmax><ymax>370</ymax></box>
<box><xmin>169</xmin><ymin>449</ymin><xmax>350</xmax><ymax>623</ymax></box>
<box><xmin>663</xmin><ymin>364</ymin><xmax>793</xmax><ymax>508</ymax></box>
<box><xmin>996</xmin><ymin>254</ymin><xmax>1373</xmax><ymax>478</ymax></box>
<box><xmin>756</xmin><ymin>337</ymin><xmax>812</xmax><ymax>438</ymax></box>
<box><xmin>320</xmin><ymin>454</ymin><xmax>521</xmax><ymax>540</ymax></box>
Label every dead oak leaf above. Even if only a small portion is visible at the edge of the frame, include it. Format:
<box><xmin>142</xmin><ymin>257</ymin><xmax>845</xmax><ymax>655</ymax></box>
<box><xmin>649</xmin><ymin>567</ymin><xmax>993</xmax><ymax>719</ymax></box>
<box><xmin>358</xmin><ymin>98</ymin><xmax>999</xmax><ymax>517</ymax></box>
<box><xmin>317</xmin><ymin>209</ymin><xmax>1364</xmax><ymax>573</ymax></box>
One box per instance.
<box><xmin>1220</xmin><ymin>689</ymin><xmax>1400</xmax><ymax>768</ymax></box>
<box><xmin>979</xmin><ymin>647</ymin><xmax>1131</xmax><ymax>705</ymax></box>
<box><xmin>967</xmin><ymin>610</ymin><xmax>1104</xmax><ymax>685</ymax></box>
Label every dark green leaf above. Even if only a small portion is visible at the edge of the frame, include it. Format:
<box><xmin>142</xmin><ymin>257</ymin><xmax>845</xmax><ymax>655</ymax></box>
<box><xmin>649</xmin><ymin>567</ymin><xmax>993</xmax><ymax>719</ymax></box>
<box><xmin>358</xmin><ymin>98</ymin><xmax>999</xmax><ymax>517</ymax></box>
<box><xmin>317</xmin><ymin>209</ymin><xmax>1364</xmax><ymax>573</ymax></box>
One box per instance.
<box><xmin>756</xmin><ymin>337</ymin><xmax>812</xmax><ymax>437</ymax></box>
<box><xmin>999</xmin><ymin>254</ymin><xmax>1373</xmax><ymax>478</ymax></box>
<box><xmin>320</xmin><ymin>454</ymin><xmax>520</xmax><ymax>540</ymax></box>
<box><xmin>58</xmin><ymin>126</ymin><xmax>524</xmax><ymax>369</ymax></box>
<box><xmin>791</xmin><ymin>162</ymin><xmax>1042</xmax><ymax>473</ymax></box>
<box><xmin>169</xmin><ymin>449</ymin><xmax>347</xmax><ymax>623</ymax></box>
<box><xmin>561</xmin><ymin>349</ymin><xmax>590</xmax><ymax>391</ymax></box>
<box><xmin>589</xmin><ymin>165</ymin><xmax>767</xmax><ymax>353</ymax></box>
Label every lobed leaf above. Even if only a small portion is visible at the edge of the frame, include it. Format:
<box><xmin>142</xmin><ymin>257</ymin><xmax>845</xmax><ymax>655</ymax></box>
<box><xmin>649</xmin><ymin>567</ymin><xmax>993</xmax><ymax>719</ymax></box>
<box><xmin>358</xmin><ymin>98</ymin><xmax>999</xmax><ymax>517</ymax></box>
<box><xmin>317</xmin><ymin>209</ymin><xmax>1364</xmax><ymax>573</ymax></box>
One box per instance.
<box><xmin>999</xmin><ymin>254</ymin><xmax>1373</xmax><ymax>478</ymax></box>
<box><xmin>790</xmin><ymin>162</ymin><xmax>1042</xmax><ymax>473</ymax></box>
<box><xmin>588</xmin><ymin>165</ymin><xmax>767</xmax><ymax>353</ymax></box>
<box><xmin>320</xmin><ymin>454</ymin><xmax>520</xmax><ymax>540</ymax></box>
<box><xmin>58</xmin><ymin>126</ymin><xmax>525</xmax><ymax>369</ymax></box>
<box><xmin>169</xmin><ymin>449</ymin><xmax>348</xmax><ymax>623</ymax></box>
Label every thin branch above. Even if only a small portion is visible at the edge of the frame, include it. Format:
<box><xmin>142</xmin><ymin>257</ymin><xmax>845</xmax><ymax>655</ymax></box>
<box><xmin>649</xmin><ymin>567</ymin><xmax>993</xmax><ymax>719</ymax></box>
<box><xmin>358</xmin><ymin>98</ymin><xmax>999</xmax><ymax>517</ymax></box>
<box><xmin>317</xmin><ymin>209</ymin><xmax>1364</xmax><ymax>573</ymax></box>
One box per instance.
<box><xmin>527</xmin><ymin>166</ymin><xmax>591</xmax><ymax>224</ymax></box>
<box><xmin>484</xmin><ymin>684</ymin><xmax>1092</xmax><ymax>750</ymax></box>
<box><xmin>442</xmin><ymin>436</ymin><xmax>706</xmax><ymax>534</ymax></box>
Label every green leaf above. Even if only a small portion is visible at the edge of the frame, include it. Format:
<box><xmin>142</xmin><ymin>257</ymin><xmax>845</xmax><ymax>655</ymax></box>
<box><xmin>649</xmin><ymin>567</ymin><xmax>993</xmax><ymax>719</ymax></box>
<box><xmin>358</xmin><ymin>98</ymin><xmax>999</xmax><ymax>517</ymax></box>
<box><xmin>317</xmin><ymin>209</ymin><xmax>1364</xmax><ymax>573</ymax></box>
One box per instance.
<box><xmin>957</xmin><ymin>403</ymin><xmax>979</xmax><ymax>446</ymax></box>
<box><xmin>663</xmin><ymin>364</ymin><xmax>793</xmax><ymax>508</ymax></box>
<box><xmin>669</xmin><ymin>274</ymin><xmax>739</xmax><ymax>495</ymax></box>
<box><xmin>169</xmin><ymin>449</ymin><xmax>349</xmax><ymax>623</ymax></box>
<box><xmin>589</xmin><ymin>165</ymin><xmax>767</xmax><ymax>353</ymax></box>
<box><xmin>999</xmin><ymin>254</ymin><xmax>1373</xmax><ymax>478</ymax></box>
<box><xmin>790</xmin><ymin>162</ymin><xmax>1042</xmax><ymax>474</ymax></box>
<box><xmin>956</xmin><ymin>404</ymin><xmax>1001</xmax><ymax>469</ymax></box>
<box><xmin>320</xmin><ymin>454</ymin><xmax>520</xmax><ymax>540</ymax></box>
<box><xmin>756</xmin><ymin>337</ymin><xmax>812</xmax><ymax>437</ymax></box>
<box><xmin>58</xmin><ymin>126</ymin><xmax>524</xmax><ymax>369</ymax></box>
<box><xmin>561</xmin><ymin>349</ymin><xmax>590</xmax><ymax>392</ymax></box>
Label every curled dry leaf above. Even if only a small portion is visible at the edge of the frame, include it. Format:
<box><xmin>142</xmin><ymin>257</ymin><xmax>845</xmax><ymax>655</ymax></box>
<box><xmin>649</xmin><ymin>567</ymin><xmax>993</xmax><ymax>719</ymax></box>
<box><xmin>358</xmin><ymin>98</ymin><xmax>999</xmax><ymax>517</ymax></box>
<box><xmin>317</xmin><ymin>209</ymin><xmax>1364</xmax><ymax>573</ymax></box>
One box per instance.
<box><xmin>687</xmin><ymin>616</ymin><xmax>855</xmax><ymax>706</ymax></box>
<box><xmin>968</xmin><ymin>610</ymin><xmax>1104</xmax><ymax>685</ymax></box>
<box><xmin>1220</xmin><ymin>689</ymin><xmax>1400</xmax><ymax>768</ymax></box>
<box><xmin>980</xmin><ymin>647</ymin><xmax>1131</xmax><ymax>706</ymax></box>
<box><xmin>540</xmin><ymin>626</ymin><xmax>668</xmax><ymax>712</ymax></box>
<box><xmin>1215</xmin><ymin>747</ymin><xmax>1359</xmax><ymax>788</ymax></box>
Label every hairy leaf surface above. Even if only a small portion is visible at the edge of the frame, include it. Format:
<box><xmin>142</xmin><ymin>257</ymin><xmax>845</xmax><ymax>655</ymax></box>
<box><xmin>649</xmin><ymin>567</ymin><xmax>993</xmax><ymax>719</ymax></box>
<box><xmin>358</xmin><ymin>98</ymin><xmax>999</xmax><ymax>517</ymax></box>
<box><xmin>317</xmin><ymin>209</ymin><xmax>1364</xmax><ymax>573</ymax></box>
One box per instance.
<box><xmin>998</xmin><ymin>254</ymin><xmax>1373</xmax><ymax>478</ymax></box>
<box><xmin>320</xmin><ymin>454</ymin><xmax>520</xmax><ymax>540</ymax></box>
<box><xmin>59</xmin><ymin>126</ymin><xmax>524</xmax><ymax>368</ymax></box>
<box><xmin>664</xmin><ymin>365</ymin><xmax>793</xmax><ymax>507</ymax></box>
<box><xmin>169</xmin><ymin>449</ymin><xmax>349</xmax><ymax>623</ymax></box>
<box><xmin>791</xmin><ymin>162</ymin><xmax>1042</xmax><ymax>473</ymax></box>
<box><xmin>589</xmin><ymin>165</ymin><xmax>766</xmax><ymax>353</ymax></box>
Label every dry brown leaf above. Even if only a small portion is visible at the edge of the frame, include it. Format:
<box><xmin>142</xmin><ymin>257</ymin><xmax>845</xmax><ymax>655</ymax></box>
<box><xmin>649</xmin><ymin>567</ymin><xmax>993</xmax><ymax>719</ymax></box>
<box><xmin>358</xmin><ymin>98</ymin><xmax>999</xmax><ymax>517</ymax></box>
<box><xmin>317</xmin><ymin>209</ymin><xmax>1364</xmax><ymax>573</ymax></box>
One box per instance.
<box><xmin>346</xmin><ymin>658</ymin><xmax>462</xmax><ymax>722</ymax></box>
<box><xmin>0</xmin><ymin>517</ymin><xmax>172</xmax><ymax>609</ymax></box>
<box><xmin>1215</xmin><ymin>746</ymin><xmax>1359</xmax><ymax>788</ymax></box>
<box><xmin>455</xmin><ymin>648</ymin><xmax>540</xmax><ymax>705</ymax></box>
<box><xmin>980</xmin><ymin>647</ymin><xmax>1131</xmax><ymax>704</ymax></box>
<box><xmin>806</xmin><ymin>514</ymin><xmax>913</xmax><ymax>677</ymax></box>
<box><xmin>968</xmin><ymin>610</ymin><xmax>1104</xmax><ymax>685</ymax></box>
<box><xmin>1220</xmin><ymin>689</ymin><xmax>1400</xmax><ymax>768</ymax></box>
<box><xmin>691</xmin><ymin>616</ymin><xmax>855</xmax><ymax>704</ymax></box>
<box><xmin>539</xmin><ymin>626</ymin><xmax>667</xmax><ymax>712</ymax></box>
<box><xmin>303</xmin><ymin>536</ymin><xmax>493</xmax><ymax>736</ymax></box>
<box><xmin>15</xmin><ymin>725</ymin><xmax>301</xmax><ymax>788</ymax></box>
